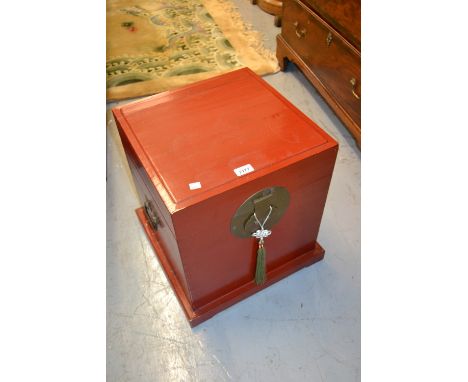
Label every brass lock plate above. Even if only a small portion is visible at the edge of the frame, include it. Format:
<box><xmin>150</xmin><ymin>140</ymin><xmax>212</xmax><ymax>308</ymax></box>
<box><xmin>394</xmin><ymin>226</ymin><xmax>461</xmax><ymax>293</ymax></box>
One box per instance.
<box><xmin>230</xmin><ymin>186</ymin><xmax>290</xmax><ymax>238</ymax></box>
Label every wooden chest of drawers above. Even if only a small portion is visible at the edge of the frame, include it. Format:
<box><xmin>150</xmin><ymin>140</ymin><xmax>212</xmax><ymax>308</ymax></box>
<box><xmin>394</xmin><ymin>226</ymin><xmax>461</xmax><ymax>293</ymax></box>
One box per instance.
<box><xmin>277</xmin><ymin>0</ymin><xmax>361</xmax><ymax>146</ymax></box>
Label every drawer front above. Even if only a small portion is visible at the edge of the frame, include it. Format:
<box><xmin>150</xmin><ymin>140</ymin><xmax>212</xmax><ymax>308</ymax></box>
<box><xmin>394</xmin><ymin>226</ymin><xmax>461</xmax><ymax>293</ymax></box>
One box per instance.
<box><xmin>282</xmin><ymin>0</ymin><xmax>361</xmax><ymax>125</ymax></box>
<box><xmin>302</xmin><ymin>0</ymin><xmax>361</xmax><ymax>49</ymax></box>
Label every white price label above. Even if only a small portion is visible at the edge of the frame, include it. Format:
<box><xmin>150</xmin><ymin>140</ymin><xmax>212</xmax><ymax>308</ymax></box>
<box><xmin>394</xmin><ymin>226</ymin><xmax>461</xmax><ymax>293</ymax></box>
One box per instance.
<box><xmin>189</xmin><ymin>182</ymin><xmax>202</xmax><ymax>190</ymax></box>
<box><xmin>234</xmin><ymin>164</ymin><xmax>254</xmax><ymax>177</ymax></box>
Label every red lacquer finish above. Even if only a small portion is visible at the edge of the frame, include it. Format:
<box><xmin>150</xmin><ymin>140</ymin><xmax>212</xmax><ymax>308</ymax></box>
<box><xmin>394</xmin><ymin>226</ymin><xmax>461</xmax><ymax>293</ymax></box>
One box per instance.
<box><xmin>113</xmin><ymin>68</ymin><xmax>338</xmax><ymax>326</ymax></box>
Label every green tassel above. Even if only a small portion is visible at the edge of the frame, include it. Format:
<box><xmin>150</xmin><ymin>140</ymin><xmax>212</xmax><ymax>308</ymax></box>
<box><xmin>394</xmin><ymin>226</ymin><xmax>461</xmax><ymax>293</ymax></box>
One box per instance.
<box><xmin>255</xmin><ymin>244</ymin><xmax>266</xmax><ymax>285</ymax></box>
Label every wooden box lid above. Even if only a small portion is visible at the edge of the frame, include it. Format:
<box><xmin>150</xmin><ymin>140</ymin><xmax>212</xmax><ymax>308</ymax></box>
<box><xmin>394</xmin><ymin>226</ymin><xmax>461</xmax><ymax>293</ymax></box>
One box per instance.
<box><xmin>113</xmin><ymin>68</ymin><xmax>337</xmax><ymax>212</ymax></box>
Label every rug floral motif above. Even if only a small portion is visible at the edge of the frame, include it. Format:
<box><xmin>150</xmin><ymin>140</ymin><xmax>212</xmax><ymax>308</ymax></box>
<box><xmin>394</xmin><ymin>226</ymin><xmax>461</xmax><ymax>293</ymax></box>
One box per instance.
<box><xmin>107</xmin><ymin>0</ymin><xmax>279</xmax><ymax>100</ymax></box>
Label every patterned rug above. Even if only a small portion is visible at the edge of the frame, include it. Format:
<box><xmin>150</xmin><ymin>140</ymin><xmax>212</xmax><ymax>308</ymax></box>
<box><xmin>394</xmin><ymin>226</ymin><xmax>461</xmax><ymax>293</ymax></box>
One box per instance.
<box><xmin>107</xmin><ymin>0</ymin><xmax>279</xmax><ymax>100</ymax></box>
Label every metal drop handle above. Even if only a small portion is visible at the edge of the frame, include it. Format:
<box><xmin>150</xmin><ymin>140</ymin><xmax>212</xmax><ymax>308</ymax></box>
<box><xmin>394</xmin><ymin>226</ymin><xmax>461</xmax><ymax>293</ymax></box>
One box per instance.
<box><xmin>350</xmin><ymin>78</ymin><xmax>360</xmax><ymax>100</ymax></box>
<box><xmin>326</xmin><ymin>32</ymin><xmax>333</xmax><ymax>46</ymax></box>
<box><xmin>144</xmin><ymin>200</ymin><xmax>160</xmax><ymax>230</ymax></box>
<box><xmin>293</xmin><ymin>21</ymin><xmax>306</xmax><ymax>39</ymax></box>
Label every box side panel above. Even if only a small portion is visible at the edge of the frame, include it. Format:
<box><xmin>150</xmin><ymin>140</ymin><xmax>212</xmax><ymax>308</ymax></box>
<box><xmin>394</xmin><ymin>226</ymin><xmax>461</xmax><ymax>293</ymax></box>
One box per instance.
<box><xmin>113</xmin><ymin>108</ymin><xmax>178</xmax><ymax>223</ymax></box>
<box><xmin>173</xmin><ymin>145</ymin><xmax>338</xmax><ymax>309</ymax></box>
<box><xmin>114</xmin><ymin>115</ymin><xmax>192</xmax><ymax>302</ymax></box>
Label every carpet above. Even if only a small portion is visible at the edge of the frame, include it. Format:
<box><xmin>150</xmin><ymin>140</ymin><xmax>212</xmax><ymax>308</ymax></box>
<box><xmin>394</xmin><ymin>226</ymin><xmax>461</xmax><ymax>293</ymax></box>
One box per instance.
<box><xmin>106</xmin><ymin>0</ymin><xmax>279</xmax><ymax>100</ymax></box>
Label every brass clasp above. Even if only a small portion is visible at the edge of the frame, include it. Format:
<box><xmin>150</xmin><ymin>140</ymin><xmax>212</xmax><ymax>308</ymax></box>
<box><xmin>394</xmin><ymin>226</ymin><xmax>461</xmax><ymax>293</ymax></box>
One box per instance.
<box><xmin>231</xmin><ymin>187</ymin><xmax>290</xmax><ymax>238</ymax></box>
<box><xmin>350</xmin><ymin>78</ymin><xmax>361</xmax><ymax>100</ymax></box>
<box><xmin>293</xmin><ymin>21</ymin><xmax>306</xmax><ymax>39</ymax></box>
<box><xmin>326</xmin><ymin>32</ymin><xmax>333</xmax><ymax>46</ymax></box>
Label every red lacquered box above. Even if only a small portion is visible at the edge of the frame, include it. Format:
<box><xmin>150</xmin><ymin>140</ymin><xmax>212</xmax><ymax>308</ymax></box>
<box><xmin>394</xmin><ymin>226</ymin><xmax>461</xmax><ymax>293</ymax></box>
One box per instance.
<box><xmin>112</xmin><ymin>68</ymin><xmax>338</xmax><ymax>326</ymax></box>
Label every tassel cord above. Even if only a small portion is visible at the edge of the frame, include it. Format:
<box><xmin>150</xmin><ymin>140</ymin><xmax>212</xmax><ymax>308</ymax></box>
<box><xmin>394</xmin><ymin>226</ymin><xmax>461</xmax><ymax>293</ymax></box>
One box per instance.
<box><xmin>253</xmin><ymin>206</ymin><xmax>273</xmax><ymax>232</ymax></box>
<box><xmin>252</xmin><ymin>206</ymin><xmax>273</xmax><ymax>285</ymax></box>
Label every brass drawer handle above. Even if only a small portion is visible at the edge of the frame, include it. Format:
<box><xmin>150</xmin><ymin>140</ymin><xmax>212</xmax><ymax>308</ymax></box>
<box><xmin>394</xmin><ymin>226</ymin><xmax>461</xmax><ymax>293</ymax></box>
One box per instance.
<box><xmin>350</xmin><ymin>77</ymin><xmax>361</xmax><ymax>100</ymax></box>
<box><xmin>326</xmin><ymin>32</ymin><xmax>333</xmax><ymax>46</ymax></box>
<box><xmin>293</xmin><ymin>21</ymin><xmax>306</xmax><ymax>39</ymax></box>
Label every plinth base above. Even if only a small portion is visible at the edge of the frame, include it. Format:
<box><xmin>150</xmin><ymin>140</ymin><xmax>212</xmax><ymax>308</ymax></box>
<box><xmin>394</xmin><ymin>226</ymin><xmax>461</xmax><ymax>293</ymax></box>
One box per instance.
<box><xmin>136</xmin><ymin>207</ymin><xmax>325</xmax><ymax>327</ymax></box>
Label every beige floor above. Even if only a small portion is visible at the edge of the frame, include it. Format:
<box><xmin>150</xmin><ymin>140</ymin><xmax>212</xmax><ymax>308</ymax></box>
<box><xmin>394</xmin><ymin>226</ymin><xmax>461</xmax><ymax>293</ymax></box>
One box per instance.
<box><xmin>107</xmin><ymin>1</ymin><xmax>361</xmax><ymax>380</ymax></box>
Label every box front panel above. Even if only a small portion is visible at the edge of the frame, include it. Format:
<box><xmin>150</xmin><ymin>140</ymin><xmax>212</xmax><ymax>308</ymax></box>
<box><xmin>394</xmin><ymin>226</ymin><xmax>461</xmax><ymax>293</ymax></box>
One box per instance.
<box><xmin>173</xmin><ymin>146</ymin><xmax>338</xmax><ymax>309</ymax></box>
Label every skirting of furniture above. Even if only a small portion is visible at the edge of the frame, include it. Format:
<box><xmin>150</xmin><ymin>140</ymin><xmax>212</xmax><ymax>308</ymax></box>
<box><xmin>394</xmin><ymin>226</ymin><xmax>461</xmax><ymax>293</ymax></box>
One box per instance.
<box><xmin>276</xmin><ymin>0</ymin><xmax>361</xmax><ymax>146</ymax></box>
